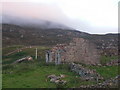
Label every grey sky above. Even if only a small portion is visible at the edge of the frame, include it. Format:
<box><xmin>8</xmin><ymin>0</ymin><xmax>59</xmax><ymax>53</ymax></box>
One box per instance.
<box><xmin>1</xmin><ymin>0</ymin><xmax>119</xmax><ymax>34</ymax></box>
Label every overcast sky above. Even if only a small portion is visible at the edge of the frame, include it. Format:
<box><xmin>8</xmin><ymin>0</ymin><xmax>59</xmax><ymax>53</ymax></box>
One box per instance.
<box><xmin>1</xmin><ymin>0</ymin><xmax>119</xmax><ymax>34</ymax></box>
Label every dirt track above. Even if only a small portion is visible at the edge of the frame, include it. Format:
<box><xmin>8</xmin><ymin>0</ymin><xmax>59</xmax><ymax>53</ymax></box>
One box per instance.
<box><xmin>4</xmin><ymin>46</ymin><xmax>36</xmax><ymax>56</ymax></box>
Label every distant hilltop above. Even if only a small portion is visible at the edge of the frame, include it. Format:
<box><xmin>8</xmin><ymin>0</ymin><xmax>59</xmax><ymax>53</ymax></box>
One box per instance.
<box><xmin>2</xmin><ymin>23</ymin><xmax>119</xmax><ymax>56</ymax></box>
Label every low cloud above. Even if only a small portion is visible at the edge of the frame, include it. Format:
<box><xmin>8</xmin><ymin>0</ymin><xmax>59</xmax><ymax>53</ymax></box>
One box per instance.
<box><xmin>1</xmin><ymin>1</ymin><xmax>118</xmax><ymax>34</ymax></box>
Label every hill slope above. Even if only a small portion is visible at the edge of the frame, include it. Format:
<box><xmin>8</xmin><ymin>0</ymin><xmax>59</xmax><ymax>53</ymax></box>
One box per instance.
<box><xmin>2</xmin><ymin>24</ymin><xmax>86</xmax><ymax>46</ymax></box>
<box><xmin>2</xmin><ymin>23</ymin><xmax>119</xmax><ymax>56</ymax></box>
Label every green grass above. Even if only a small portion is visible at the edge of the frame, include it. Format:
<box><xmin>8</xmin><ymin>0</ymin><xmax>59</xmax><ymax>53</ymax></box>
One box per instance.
<box><xmin>2</xmin><ymin>46</ymin><xmax>96</xmax><ymax>88</ymax></box>
<box><xmin>2</xmin><ymin>45</ymin><xmax>119</xmax><ymax>88</ymax></box>
<box><xmin>2</xmin><ymin>45</ymin><xmax>24</xmax><ymax>55</ymax></box>
<box><xmin>2</xmin><ymin>61</ymin><xmax>96</xmax><ymax>88</ymax></box>
<box><xmin>3</xmin><ymin>59</ymin><xmax>118</xmax><ymax>88</ymax></box>
<box><xmin>87</xmin><ymin>65</ymin><xmax>119</xmax><ymax>79</ymax></box>
<box><xmin>100</xmin><ymin>55</ymin><xmax>118</xmax><ymax>65</ymax></box>
<box><xmin>2</xmin><ymin>46</ymin><xmax>50</xmax><ymax>65</ymax></box>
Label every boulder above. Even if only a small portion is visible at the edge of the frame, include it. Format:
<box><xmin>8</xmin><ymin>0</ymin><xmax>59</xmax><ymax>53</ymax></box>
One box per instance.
<box><xmin>50</xmin><ymin>78</ymin><xmax>56</xmax><ymax>83</ymax></box>
<box><xmin>48</xmin><ymin>74</ymin><xmax>56</xmax><ymax>79</ymax></box>
<box><xmin>54</xmin><ymin>80</ymin><xmax>60</xmax><ymax>84</ymax></box>
<box><xmin>60</xmin><ymin>74</ymin><xmax>66</xmax><ymax>78</ymax></box>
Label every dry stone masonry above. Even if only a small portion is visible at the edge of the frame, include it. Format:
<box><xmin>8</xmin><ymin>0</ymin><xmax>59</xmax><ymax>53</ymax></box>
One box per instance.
<box><xmin>46</xmin><ymin>38</ymin><xmax>100</xmax><ymax>65</ymax></box>
<box><xmin>70</xmin><ymin>63</ymin><xmax>103</xmax><ymax>81</ymax></box>
<box><xmin>80</xmin><ymin>75</ymin><xmax>119</xmax><ymax>88</ymax></box>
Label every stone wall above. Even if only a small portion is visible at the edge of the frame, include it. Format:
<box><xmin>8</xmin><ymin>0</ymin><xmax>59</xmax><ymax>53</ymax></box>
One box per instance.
<box><xmin>46</xmin><ymin>38</ymin><xmax>100</xmax><ymax>65</ymax></box>
<box><xmin>70</xmin><ymin>63</ymin><xmax>103</xmax><ymax>81</ymax></box>
<box><xmin>63</xmin><ymin>38</ymin><xmax>100</xmax><ymax>65</ymax></box>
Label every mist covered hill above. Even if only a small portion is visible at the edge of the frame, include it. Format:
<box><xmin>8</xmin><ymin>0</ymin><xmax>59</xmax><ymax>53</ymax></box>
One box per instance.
<box><xmin>2</xmin><ymin>14</ymin><xmax>73</xmax><ymax>30</ymax></box>
<box><xmin>2</xmin><ymin>15</ymin><xmax>119</xmax><ymax>56</ymax></box>
<box><xmin>2</xmin><ymin>23</ymin><xmax>119</xmax><ymax>56</ymax></box>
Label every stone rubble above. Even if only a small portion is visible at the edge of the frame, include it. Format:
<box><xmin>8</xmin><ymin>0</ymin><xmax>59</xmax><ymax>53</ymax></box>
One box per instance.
<box><xmin>60</xmin><ymin>74</ymin><xmax>66</xmax><ymax>78</ymax></box>
<box><xmin>70</xmin><ymin>63</ymin><xmax>104</xmax><ymax>81</ymax></box>
<box><xmin>80</xmin><ymin>75</ymin><xmax>120</xmax><ymax>88</ymax></box>
<box><xmin>47</xmin><ymin>74</ymin><xmax>67</xmax><ymax>85</ymax></box>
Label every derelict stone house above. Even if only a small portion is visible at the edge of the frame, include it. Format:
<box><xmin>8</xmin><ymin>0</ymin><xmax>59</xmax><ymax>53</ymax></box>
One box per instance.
<box><xmin>46</xmin><ymin>38</ymin><xmax>100</xmax><ymax>65</ymax></box>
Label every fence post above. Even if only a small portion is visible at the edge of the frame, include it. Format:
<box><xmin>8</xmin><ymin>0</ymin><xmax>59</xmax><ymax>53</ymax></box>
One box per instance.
<box><xmin>35</xmin><ymin>48</ymin><xmax>38</xmax><ymax>59</ymax></box>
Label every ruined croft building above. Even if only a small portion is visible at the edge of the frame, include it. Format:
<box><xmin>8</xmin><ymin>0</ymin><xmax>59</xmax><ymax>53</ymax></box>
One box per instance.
<box><xmin>46</xmin><ymin>38</ymin><xmax>100</xmax><ymax>65</ymax></box>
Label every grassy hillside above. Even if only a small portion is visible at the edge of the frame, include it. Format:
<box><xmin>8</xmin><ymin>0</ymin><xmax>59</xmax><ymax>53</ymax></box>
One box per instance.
<box><xmin>2</xmin><ymin>46</ymin><xmax>49</xmax><ymax>64</ymax></box>
<box><xmin>2</xmin><ymin>45</ymin><xmax>24</xmax><ymax>55</ymax></box>
<box><xmin>100</xmin><ymin>55</ymin><xmax>118</xmax><ymax>65</ymax></box>
<box><xmin>2</xmin><ymin>24</ymin><xmax>119</xmax><ymax>57</ymax></box>
<box><xmin>2</xmin><ymin>24</ymin><xmax>74</xmax><ymax>47</ymax></box>
<box><xmin>2</xmin><ymin>24</ymin><xmax>118</xmax><ymax>49</ymax></box>
<box><xmin>3</xmin><ymin>62</ymin><xmax>97</xmax><ymax>88</ymax></box>
<box><xmin>2</xmin><ymin>45</ymin><xmax>119</xmax><ymax>88</ymax></box>
<box><xmin>87</xmin><ymin>65</ymin><xmax>118</xmax><ymax>79</ymax></box>
<box><xmin>2</xmin><ymin>45</ymin><xmax>96</xmax><ymax>88</ymax></box>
